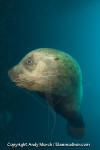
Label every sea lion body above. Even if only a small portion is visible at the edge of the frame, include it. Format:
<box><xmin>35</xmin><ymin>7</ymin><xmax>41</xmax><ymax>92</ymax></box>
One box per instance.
<box><xmin>8</xmin><ymin>48</ymin><xmax>85</xmax><ymax>138</ymax></box>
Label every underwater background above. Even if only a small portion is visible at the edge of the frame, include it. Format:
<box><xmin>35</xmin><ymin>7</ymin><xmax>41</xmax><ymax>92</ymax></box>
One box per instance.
<box><xmin>0</xmin><ymin>0</ymin><xmax>100</xmax><ymax>149</ymax></box>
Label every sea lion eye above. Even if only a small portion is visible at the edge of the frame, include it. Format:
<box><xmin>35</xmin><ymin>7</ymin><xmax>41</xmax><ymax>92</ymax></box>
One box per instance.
<box><xmin>27</xmin><ymin>58</ymin><xmax>33</xmax><ymax>65</ymax></box>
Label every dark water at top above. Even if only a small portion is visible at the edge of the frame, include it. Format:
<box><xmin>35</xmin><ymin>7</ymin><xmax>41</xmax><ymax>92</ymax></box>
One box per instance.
<box><xmin>0</xmin><ymin>0</ymin><xmax>100</xmax><ymax>149</ymax></box>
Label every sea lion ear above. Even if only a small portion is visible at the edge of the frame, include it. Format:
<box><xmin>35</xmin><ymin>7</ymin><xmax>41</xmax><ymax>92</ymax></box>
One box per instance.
<box><xmin>54</xmin><ymin>57</ymin><xmax>59</xmax><ymax>61</ymax></box>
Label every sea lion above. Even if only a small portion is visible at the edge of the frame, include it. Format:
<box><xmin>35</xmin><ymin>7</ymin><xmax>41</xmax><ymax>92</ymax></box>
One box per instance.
<box><xmin>8</xmin><ymin>48</ymin><xmax>85</xmax><ymax>138</ymax></box>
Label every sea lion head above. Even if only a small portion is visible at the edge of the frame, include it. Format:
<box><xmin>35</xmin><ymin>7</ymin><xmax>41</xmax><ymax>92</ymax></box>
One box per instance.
<box><xmin>8</xmin><ymin>48</ymin><xmax>84</xmax><ymax>139</ymax></box>
<box><xmin>8</xmin><ymin>48</ymin><xmax>81</xmax><ymax>96</ymax></box>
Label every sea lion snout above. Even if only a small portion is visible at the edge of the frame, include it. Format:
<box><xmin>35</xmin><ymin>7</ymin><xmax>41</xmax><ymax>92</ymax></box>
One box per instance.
<box><xmin>8</xmin><ymin>64</ymin><xmax>22</xmax><ymax>82</ymax></box>
<box><xmin>8</xmin><ymin>67</ymin><xmax>18</xmax><ymax>81</ymax></box>
<box><xmin>8</xmin><ymin>64</ymin><xmax>33</xmax><ymax>89</ymax></box>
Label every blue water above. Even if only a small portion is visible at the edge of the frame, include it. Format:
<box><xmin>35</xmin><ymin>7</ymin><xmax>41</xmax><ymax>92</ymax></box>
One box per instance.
<box><xmin>0</xmin><ymin>0</ymin><xmax>100</xmax><ymax>149</ymax></box>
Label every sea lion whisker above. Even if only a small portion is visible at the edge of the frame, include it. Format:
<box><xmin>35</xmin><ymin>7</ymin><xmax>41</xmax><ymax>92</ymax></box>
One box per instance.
<box><xmin>16</xmin><ymin>87</ymin><xmax>48</xmax><ymax>109</ymax></box>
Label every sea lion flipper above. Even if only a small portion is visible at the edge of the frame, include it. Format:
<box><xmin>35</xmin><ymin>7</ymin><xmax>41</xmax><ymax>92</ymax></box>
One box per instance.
<box><xmin>67</xmin><ymin>114</ymin><xmax>85</xmax><ymax>139</ymax></box>
<box><xmin>67</xmin><ymin>123</ymin><xmax>85</xmax><ymax>139</ymax></box>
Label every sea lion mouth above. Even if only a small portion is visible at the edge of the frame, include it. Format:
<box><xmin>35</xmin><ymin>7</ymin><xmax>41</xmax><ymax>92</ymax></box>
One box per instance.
<box><xmin>8</xmin><ymin>67</ymin><xmax>24</xmax><ymax>87</ymax></box>
<box><xmin>8</xmin><ymin>69</ymin><xmax>24</xmax><ymax>88</ymax></box>
<box><xmin>8</xmin><ymin>67</ymin><xmax>34</xmax><ymax>89</ymax></box>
